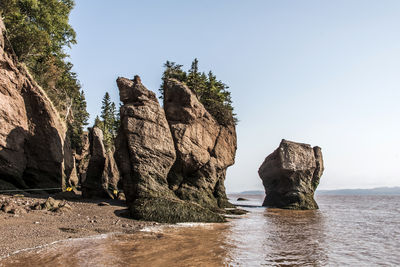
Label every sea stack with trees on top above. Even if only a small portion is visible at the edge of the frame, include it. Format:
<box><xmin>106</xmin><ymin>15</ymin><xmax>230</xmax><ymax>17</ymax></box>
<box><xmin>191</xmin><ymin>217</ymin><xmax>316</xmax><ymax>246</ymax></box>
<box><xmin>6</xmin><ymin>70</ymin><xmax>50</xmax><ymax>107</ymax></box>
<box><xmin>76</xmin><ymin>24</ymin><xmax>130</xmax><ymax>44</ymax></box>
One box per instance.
<box><xmin>115</xmin><ymin>70</ymin><xmax>238</xmax><ymax>223</ymax></box>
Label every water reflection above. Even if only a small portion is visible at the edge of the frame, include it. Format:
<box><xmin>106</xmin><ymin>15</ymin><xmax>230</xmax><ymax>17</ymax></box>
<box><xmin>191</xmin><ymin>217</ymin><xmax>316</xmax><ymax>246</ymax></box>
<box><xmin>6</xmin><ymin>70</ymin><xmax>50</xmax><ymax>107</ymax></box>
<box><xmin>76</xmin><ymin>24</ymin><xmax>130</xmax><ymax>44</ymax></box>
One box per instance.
<box><xmin>226</xmin><ymin>197</ymin><xmax>327</xmax><ymax>266</ymax></box>
<box><xmin>262</xmin><ymin>209</ymin><xmax>327</xmax><ymax>266</ymax></box>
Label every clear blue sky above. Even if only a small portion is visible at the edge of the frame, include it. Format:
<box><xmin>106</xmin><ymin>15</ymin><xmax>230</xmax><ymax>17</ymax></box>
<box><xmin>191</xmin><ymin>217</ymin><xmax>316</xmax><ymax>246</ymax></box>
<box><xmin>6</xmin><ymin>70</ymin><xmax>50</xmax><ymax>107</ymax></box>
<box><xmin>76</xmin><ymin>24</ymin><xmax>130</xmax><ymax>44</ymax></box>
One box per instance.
<box><xmin>68</xmin><ymin>0</ymin><xmax>400</xmax><ymax>192</ymax></box>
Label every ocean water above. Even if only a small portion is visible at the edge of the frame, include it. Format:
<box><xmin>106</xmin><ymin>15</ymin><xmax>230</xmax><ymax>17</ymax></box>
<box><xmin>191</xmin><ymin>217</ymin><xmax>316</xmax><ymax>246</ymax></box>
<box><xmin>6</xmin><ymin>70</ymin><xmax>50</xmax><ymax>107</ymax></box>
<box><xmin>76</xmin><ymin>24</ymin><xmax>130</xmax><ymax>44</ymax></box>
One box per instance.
<box><xmin>1</xmin><ymin>194</ymin><xmax>400</xmax><ymax>266</ymax></box>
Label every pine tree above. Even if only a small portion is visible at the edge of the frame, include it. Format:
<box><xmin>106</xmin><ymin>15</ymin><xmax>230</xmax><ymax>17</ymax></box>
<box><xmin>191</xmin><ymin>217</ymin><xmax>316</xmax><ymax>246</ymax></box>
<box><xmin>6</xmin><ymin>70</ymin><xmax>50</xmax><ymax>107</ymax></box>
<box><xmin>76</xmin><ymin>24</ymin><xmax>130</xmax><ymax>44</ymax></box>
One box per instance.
<box><xmin>94</xmin><ymin>116</ymin><xmax>102</xmax><ymax>128</ymax></box>
<box><xmin>113</xmin><ymin>103</ymin><xmax>121</xmax><ymax>134</ymax></box>
<box><xmin>159</xmin><ymin>61</ymin><xmax>187</xmax><ymax>98</ymax></box>
<box><xmin>160</xmin><ymin>59</ymin><xmax>237</xmax><ymax>126</ymax></box>
<box><xmin>68</xmin><ymin>90</ymin><xmax>89</xmax><ymax>152</ymax></box>
<box><xmin>187</xmin><ymin>58</ymin><xmax>207</xmax><ymax>98</ymax></box>
<box><xmin>99</xmin><ymin>92</ymin><xmax>119</xmax><ymax>151</ymax></box>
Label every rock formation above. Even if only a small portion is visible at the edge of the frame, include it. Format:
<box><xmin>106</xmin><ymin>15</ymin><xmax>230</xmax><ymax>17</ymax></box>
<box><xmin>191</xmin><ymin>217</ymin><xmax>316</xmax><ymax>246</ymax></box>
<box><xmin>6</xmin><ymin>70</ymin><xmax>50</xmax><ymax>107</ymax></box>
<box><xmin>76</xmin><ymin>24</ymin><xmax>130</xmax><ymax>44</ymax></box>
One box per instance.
<box><xmin>258</xmin><ymin>139</ymin><xmax>324</xmax><ymax>210</ymax></box>
<box><xmin>81</xmin><ymin>127</ymin><xmax>120</xmax><ymax>198</ymax></box>
<box><xmin>0</xmin><ymin>17</ymin><xmax>75</xmax><ymax>191</ymax></box>
<box><xmin>75</xmin><ymin>131</ymin><xmax>90</xmax><ymax>185</ymax></box>
<box><xmin>115</xmin><ymin>76</ymin><xmax>226</xmax><ymax>223</ymax></box>
<box><xmin>163</xmin><ymin>79</ymin><xmax>237</xmax><ymax>209</ymax></box>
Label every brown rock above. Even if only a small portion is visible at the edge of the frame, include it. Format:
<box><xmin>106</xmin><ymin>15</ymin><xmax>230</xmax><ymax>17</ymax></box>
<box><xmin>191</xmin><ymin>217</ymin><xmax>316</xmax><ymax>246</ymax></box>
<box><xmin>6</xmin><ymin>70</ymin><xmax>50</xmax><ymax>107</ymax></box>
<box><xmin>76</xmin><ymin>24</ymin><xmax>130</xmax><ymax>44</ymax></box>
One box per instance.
<box><xmin>0</xmin><ymin>17</ymin><xmax>74</xmax><ymax>190</ymax></box>
<box><xmin>1</xmin><ymin>203</ymin><xmax>14</xmax><ymax>213</ymax></box>
<box><xmin>104</xmin><ymin>150</ymin><xmax>120</xmax><ymax>192</ymax></box>
<box><xmin>79</xmin><ymin>126</ymin><xmax>121</xmax><ymax>199</ymax></box>
<box><xmin>43</xmin><ymin>197</ymin><xmax>61</xmax><ymax>211</ymax></box>
<box><xmin>76</xmin><ymin>131</ymin><xmax>90</xmax><ymax>183</ymax></box>
<box><xmin>164</xmin><ymin>79</ymin><xmax>237</xmax><ymax>209</ymax></box>
<box><xmin>82</xmin><ymin>127</ymin><xmax>110</xmax><ymax>198</ymax></box>
<box><xmin>115</xmin><ymin>76</ymin><xmax>176</xmax><ymax>201</ymax></box>
<box><xmin>115</xmin><ymin>76</ymin><xmax>224</xmax><ymax>223</ymax></box>
<box><xmin>258</xmin><ymin>139</ymin><xmax>324</xmax><ymax>210</ymax></box>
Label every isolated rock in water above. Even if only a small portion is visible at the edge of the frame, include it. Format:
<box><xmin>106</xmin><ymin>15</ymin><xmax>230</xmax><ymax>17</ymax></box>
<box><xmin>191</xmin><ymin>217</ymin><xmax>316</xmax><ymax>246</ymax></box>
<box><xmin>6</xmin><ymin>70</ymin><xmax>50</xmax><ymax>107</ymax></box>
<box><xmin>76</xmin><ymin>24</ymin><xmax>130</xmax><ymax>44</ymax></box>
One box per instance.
<box><xmin>163</xmin><ymin>79</ymin><xmax>237</xmax><ymax>209</ymax></box>
<box><xmin>115</xmin><ymin>76</ymin><xmax>224</xmax><ymax>223</ymax></box>
<box><xmin>0</xmin><ymin>17</ymin><xmax>74</xmax><ymax>190</ymax></box>
<box><xmin>258</xmin><ymin>139</ymin><xmax>324</xmax><ymax>210</ymax></box>
<box><xmin>82</xmin><ymin>127</ymin><xmax>120</xmax><ymax>198</ymax></box>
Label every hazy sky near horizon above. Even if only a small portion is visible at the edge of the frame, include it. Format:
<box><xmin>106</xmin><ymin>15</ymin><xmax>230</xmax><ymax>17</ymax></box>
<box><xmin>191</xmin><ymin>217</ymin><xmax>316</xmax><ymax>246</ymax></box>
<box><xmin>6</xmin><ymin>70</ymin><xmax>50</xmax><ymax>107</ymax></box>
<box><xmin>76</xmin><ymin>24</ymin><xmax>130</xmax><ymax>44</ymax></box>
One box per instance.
<box><xmin>68</xmin><ymin>0</ymin><xmax>400</xmax><ymax>192</ymax></box>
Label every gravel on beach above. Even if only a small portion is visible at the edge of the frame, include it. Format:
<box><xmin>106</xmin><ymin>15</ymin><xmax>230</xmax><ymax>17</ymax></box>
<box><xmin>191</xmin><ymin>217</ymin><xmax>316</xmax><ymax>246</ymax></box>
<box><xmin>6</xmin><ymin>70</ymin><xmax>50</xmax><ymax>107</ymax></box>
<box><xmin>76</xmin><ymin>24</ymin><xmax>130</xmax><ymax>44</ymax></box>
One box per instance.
<box><xmin>0</xmin><ymin>193</ymin><xmax>156</xmax><ymax>258</ymax></box>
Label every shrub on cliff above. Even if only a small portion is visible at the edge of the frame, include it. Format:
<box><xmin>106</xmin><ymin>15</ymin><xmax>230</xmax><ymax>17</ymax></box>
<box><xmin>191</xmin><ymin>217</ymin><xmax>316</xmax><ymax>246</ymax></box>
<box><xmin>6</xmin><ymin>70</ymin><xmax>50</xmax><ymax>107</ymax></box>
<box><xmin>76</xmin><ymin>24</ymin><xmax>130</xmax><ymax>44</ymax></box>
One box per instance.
<box><xmin>0</xmin><ymin>0</ymin><xmax>89</xmax><ymax>151</ymax></box>
<box><xmin>160</xmin><ymin>59</ymin><xmax>237</xmax><ymax>126</ymax></box>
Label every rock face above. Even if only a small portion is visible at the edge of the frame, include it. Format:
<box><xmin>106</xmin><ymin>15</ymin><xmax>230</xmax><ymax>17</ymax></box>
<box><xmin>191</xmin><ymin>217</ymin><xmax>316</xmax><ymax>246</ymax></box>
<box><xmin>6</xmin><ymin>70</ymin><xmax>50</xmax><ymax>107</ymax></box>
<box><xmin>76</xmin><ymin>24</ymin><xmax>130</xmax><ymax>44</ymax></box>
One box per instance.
<box><xmin>163</xmin><ymin>79</ymin><xmax>237</xmax><ymax>209</ymax></box>
<box><xmin>75</xmin><ymin>131</ymin><xmax>90</xmax><ymax>185</ymax></box>
<box><xmin>0</xmin><ymin>17</ymin><xmax>74</xmax><ymax>190</ymax></box>
<box><xmin>115</xmin><ymin>76</ymin><xmax>225</xmax><ymax>223</ymax></box>
<box><xmin>258</xmin><ymin>139</ymin><xmax>324</xmax><ymax>210</ymax></box>
<box><xmin>82</xmin><ymin>127</ymin><xmax>120</xmax><ymax>198</ymax></box>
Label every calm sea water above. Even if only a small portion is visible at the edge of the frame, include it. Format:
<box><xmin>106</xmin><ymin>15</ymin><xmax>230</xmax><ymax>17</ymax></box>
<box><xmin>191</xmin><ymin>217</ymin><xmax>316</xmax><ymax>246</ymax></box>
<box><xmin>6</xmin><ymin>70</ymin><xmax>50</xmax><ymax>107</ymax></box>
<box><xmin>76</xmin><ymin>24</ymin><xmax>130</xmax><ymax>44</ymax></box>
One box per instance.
<box><xmin>1</xmin><ymin>194</ymin><xmax>400</xmax><ymax>266</ymax></box>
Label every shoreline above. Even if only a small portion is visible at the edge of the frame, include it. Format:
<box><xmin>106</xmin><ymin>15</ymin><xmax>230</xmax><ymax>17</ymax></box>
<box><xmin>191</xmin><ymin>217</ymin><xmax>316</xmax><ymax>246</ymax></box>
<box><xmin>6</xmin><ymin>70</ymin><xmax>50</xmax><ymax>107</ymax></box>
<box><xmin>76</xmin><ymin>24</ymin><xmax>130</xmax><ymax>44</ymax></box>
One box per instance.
<box><xmin>2</xmin><ymin>232</ymin><xmax>113</xmax><ymax>260</ymax></box>
<box><xmin>0</xmin><ymin>193</ymin><xmax>157</xmax><ymax>258</ymax></box>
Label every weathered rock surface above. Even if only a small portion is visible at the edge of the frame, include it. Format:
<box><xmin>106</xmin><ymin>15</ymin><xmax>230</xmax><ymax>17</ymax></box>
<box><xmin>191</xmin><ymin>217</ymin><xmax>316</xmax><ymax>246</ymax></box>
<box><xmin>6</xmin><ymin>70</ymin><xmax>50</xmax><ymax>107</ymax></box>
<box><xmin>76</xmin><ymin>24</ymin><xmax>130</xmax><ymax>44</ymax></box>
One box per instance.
<box><xmin>164</xmin><ymin>79</ymin><xmax>237</xmax><ymax>209</ymax></box>
<box><xmin>0</xmin><ymin>17</ymin><xmax>74</xmax><ymax>190</ymax></box>
<box><xmin>258</xmin><ymin>139</ymin><xmax>324</xmax><ymax>210</ymax></box>
<box><xmin>82</xmin><ymin>127</ymin><xmax>120</xmax><ymax>198</ymax></box>
<box><xmin>115</xmin><ymin>76</ymin><xmax>224</xmax><ymax>223</ymax></box>
<box><xmin>75</xmin><ymin>131</ymin><xmax>90</xmax><ymax>184</ymax></box>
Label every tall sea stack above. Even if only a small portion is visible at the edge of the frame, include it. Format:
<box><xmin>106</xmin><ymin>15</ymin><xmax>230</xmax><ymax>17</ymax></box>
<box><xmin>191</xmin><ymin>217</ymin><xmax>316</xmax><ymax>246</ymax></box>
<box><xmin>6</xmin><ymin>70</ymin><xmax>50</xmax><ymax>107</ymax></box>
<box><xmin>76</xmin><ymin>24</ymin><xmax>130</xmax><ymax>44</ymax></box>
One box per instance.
<box><xmin>163</xmin><ymin>79</ymin><xmax>237</xmax><ymax>209</ymax></box>
<box><xmin>115</xmin><ymin>76</ymin><xmax>232</xmax><ymax>223</ymax></box>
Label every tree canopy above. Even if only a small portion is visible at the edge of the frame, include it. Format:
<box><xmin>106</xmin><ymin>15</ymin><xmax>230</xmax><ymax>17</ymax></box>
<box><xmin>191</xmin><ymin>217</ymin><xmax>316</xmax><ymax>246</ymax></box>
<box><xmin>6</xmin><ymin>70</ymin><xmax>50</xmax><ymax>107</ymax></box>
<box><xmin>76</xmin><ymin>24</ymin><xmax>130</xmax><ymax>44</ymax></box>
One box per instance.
<box><xmin>1</xmin><ymin>0</ymin><xmax>89</xmax><ymax>151</ymax></box>
<box><xmin>160</xmin><ymin>59</ymin><xmax>237</xmax><ymax>126</ymax></box>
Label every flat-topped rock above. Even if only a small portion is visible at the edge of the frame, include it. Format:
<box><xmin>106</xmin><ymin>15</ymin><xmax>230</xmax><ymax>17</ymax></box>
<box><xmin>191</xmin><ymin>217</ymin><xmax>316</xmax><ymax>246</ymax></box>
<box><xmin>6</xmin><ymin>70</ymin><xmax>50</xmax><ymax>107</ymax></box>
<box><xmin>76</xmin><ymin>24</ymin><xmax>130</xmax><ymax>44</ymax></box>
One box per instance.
<box><xmin>258</xmin><ymin>139</ymin><xmax>324</xmax><ymax>210</ymax></box>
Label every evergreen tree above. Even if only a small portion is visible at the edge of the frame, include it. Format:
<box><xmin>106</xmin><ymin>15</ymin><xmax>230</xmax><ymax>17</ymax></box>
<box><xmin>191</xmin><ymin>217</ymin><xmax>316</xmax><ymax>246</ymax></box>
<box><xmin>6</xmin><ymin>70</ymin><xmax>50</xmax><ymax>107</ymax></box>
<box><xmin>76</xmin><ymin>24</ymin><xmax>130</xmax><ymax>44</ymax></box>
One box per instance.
<box><xmin>159</xmin><ymin>61</ymin><xmax>187</xmax><ymax>98</ymax></box>
<box><xmin>186</xmin><ymin>58</ymin><xmax>207</xmax><ymax>98</ymax></box>
<box><xmin>68</xmin><ymin>90</ymin><xmax>89</xmax><ymax>152</ymax></box>
<box><xmin>0</xmin><ymin>0</ymin><xmax>76</xmax><ymax>63</ymax></box>
<box><xmin>113</xmin><ymin>102</ymin><xmax>121</xmax><ymax>134</ymax></box>
<box><xmin>94</xmin><ymin>115</ymin><xmax>102</xmax><ymax>128</ymax></box>
<box><xmin>160</xmin><ymin>59</ymin><xmax>237</xmax><ymax>126</ymax></box>
<box><xmin>1</xmin><ymin>0</ymin><xmax>89</xmax><ymax>150</ymax></box>
<box><xmin>99</xmin><ymin>92</ymin><xmax>119</xmax><ymax>151</ymax></box>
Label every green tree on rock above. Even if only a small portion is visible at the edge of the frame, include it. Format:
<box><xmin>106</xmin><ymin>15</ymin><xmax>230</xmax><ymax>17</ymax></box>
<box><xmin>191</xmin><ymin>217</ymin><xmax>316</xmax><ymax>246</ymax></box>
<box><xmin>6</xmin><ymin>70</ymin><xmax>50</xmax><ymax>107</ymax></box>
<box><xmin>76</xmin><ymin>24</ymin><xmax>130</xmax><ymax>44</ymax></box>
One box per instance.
<box><xmin>160</xmin><ymin>59</ymin><xmax>237</xmax><ymax>126</ymax></box>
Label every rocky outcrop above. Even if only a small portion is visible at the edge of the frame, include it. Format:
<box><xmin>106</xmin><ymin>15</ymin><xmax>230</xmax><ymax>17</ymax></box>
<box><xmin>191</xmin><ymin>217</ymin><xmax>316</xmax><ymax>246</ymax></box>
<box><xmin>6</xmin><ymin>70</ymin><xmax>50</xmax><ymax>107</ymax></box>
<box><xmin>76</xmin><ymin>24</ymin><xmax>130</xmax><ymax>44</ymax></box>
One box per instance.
<box><xmin>81</xmin><ymin>127</ymin><xmax>120</xmax><ymax>198</ymax></box>
<box><xmin>115</xmin><ymin>76</ymin><xmax>225</xmax><ymax>223</ymax></box>
<box><xmin>75</xmin><ymin>131</ymin><xmax>90</xmax><ymax>185</ymax></box>
<box><xmin>0</xmin><ymin>17</ymin><xmax>74</xmax><ymax>191</ymax></box>
<box><xmin>164</xmin><ymin>79</ymin><xmax>237</xmax><ymax>209</ymax></box>
<box><xmin>258</xmin><ymin>139</ymin><xmax>324</xmax><ymax>210</ymax></box>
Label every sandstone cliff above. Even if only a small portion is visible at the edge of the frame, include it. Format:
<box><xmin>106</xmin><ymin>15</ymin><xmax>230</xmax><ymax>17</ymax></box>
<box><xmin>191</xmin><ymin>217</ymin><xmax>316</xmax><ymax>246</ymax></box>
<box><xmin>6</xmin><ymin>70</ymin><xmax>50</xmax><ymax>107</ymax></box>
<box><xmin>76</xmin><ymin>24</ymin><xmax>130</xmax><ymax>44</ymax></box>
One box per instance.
<box><xmin>115</xmin><ymin>76</ymin><xmax>230</xmax><ymax>223</ymax></box>
<box><xmin>0</xmin><ymin>18</ymin><xmax>75</xmax><ymax>191</ymax></box>
<box><xmin>258</xmin><ymin>139</ymin><xmax>324</xmax><ymax>210</ymax></box>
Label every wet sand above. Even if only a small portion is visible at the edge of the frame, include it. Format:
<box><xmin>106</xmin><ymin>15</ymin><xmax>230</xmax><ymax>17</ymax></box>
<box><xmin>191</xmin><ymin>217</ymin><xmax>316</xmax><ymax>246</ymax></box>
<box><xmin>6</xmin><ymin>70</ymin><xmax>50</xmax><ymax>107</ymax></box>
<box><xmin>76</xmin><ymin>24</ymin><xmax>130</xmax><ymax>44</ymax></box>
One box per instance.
<box><xmin>0</xmin><ymin>194</ymin><xmax>156</xmax><ymax>258</ymax></box>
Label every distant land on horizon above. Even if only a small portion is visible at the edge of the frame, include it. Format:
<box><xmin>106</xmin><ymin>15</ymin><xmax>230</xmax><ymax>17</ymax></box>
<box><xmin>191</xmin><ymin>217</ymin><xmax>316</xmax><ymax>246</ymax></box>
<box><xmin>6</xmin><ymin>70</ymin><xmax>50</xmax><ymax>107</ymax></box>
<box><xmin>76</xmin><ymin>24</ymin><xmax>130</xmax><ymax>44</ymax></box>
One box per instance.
<box><xmin>233</xmin><ymin>187</ymin><xmax>400</xmax><ymax>196</ymax></box>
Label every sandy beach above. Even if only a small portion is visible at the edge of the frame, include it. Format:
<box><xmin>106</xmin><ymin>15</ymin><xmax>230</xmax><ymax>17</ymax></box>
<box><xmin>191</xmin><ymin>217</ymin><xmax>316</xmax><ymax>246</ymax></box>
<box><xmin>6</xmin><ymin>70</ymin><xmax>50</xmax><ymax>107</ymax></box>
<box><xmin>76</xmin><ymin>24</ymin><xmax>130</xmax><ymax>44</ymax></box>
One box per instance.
<box><xmin>0</xmin><ymin>193</ymin><xmax>156</xmax><ymax>258</ymax></box>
